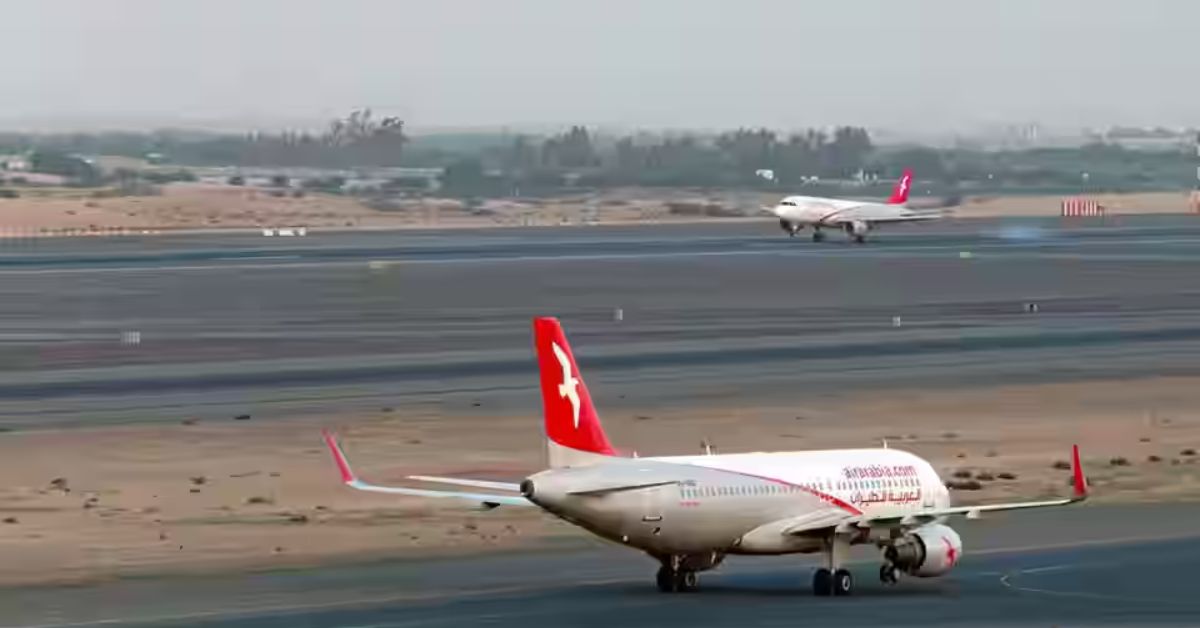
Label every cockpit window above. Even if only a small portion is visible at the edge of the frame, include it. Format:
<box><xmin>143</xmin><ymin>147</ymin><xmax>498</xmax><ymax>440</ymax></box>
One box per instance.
<box><xmin>780</xmin><ymin>201</ymin><xmax>796</xmax><ymax>206</ymax></box>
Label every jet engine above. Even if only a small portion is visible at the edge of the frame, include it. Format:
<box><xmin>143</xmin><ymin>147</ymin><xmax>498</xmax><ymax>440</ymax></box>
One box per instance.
<box><xmin>884</xmin><ymin>524</ymin><xmax>962</xmax><ymax>577</ymax></box>
<box><xmin>846</xmin><ymin>220</ymin><xmax>870</xmax><ymax>236</ymax></box>
<box><xmin>779</xmin><ymin>219</ymin><xmax>800</xmax><ymax>235</ymax></box>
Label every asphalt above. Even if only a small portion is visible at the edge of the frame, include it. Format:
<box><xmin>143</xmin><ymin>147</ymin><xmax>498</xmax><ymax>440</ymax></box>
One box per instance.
<box><xmin>3</xmin><ymin>217</ymin><xmax>1200</xmax><ymax>626</ymax></box>
<box><xmin>1</xmin><ymin>503</ymin><xmax>1198</xmax><ymax>628</ymax></box>
<box><xmin>4</xmin><ymin>216</ymin><xmax>1200</xmax><ymax>428</ymax></box>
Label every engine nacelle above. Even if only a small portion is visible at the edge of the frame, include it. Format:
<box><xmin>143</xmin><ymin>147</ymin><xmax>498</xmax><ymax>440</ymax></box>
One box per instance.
<box><xmin>884</xmin><ymin>524</ymin><xmax>962</xmax><ymax>577</ymax></box>
<box><xmin>846</xmin><ymin>220</ymin><xmax>870</xmax><ymax>236</ymax></box>
<box><xmin>779</xmin><ymin>219</ymin><xmax>800</xmax><ymax>234</ymax></box>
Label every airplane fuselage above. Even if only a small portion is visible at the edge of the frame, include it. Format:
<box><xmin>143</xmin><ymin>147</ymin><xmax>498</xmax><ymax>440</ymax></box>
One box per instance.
<box><xmin>771</xmin><ymin>196</ymin><xmax>936</xmax><ymax>228</ymax></box>
<box><xmin>523</xmin><ymin>448</ymin><xmax>950</xmax><ymax>557</ymax></box>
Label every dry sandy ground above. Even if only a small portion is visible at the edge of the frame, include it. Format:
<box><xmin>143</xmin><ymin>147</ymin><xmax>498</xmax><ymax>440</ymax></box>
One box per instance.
<box><xmin>2</xmin><ymin>184</ymin><xmax>1196</xmax><ymax>236</ymax></box>
<box><xmin>948</xmin><ymin>191</ymin><xmax>1198</xmax><ymax>217</ymax></box>
<box><xmin>0</xmin><ymin>184</ymin><xmax>767</xmax><ymax>234</ymax></box>
<box><xmin>1</xmin><ymin>376</ymin><xmax>1198</xmax><ymax>586</ymax></box>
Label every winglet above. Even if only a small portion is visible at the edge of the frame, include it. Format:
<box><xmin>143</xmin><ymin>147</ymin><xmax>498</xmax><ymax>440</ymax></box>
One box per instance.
<box><xmin>1071</xmin><ymin>444</ymin><xmax>1088</xmax><ymax>500</ymax></box>
<box><xmin>322</xmin><ymin>429</ymin><xmax>356</xmax><ymax>485</ymax></box>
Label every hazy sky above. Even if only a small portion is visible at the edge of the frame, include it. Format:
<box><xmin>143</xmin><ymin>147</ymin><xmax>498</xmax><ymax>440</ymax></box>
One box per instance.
<box><xmin>1</xmin><ymin>0</ymin><xmax>1195</xmax><ymax>133</ymax></box>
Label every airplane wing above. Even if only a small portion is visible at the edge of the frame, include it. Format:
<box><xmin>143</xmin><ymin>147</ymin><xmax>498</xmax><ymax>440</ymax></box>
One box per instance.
<box><xmin>322</xmin><ymin>430</ymin><xmax>532</xmax><ymax>507</ymax></box>
<box><xmin>869</xmin><ymin>444</ymin><xmax>1088</xmax><ymax>526</ymax></box>
<box><xmin>867</xmin><ymin>212</ymin><xmax>943</xmax><ymax>224</ymax></box>
<box><xmin>827</xmin><ymin>207</ymin><xmax>944</xmax><ymax>225</ymax></box>
<box><xmin>407</xmin><ymin>475</ymin><xmax>522</xmax><ymax>492</ymax></box>
<box><xmin>784</xmin><ymin>445</ymin><xmax>1087</xmax><ymax>536</ymax></box>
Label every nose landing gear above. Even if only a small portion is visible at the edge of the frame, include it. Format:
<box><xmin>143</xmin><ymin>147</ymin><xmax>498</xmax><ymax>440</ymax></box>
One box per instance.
<box><xmin>879</xmin><ymin>563</ymin><xmax>900</xmax><ymax>585</ymax></box>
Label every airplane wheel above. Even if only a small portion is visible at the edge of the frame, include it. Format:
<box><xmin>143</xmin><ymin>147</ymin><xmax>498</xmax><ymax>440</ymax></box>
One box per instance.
<box><xmin>833</xmin><ymin>569</ymin><xmax>854</xmax><ymax>596</ymax></box>
<box><xmin>677</xmin><ymin>570</ymin><xmax>699</xmax><ymax>592</ymax></box>
<box><xmin>853</xmin><ymin>234</ymin><xmax>866</xmax><ymax>244</ymax></box>
<box><xmin>812</xmin><ymin>568</ymin><xmax>833</xmax><ymax>596</ymax></box>
<box><xmin>879</xmin><ymin>564</ymin><xmax>899</xmax><ymax>585</ymax></box>
<box><xmin>656</xmin><ymin>566</ymin><xmax>675</xmax><ymax>593</ymax></box>
<box><xmin>812</xmin><ymin>231</ymin><xmax>826</xmax><ymax>243</ymax></box>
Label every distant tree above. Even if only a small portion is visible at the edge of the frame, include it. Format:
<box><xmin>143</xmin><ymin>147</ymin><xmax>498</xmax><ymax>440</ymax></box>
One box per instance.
<box><xmin>880</xmin><ymin>147</ymin><xmax>947</xmax><ymax>180</ymax></box>
<box><xmin>142</xmin><ymin>169</ymin><xmax>197</xmax><ymax>184</ymax></box>
<box><xmin>441</xmin><ymin>158</ymin><xmax>499</xmax><ymax>196</ymax></box>
<box><xmin>29</xmin><ymin>150</ymin><xmax>101</xmax><ymax>184</ymax></box>
<box><xmin>541</xmin><ymin>126</ymin><xmax>599</xmax><ymax>169</ymax></box>
<box><xmin>301</xmin><ymin>176</ymin><xmax>347</xmax><ymax>193</ymax></box>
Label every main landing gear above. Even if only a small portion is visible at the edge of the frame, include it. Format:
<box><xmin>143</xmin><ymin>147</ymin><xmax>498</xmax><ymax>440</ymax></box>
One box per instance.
<box><xmin>656</xmin><ymin>557</ymin><xmax>699</xmax><ymax>593</ymax></box>
<box><xmin>656</xmin><ymin>565</ymin><xmax>698</xmax><ymax>592</ymax></box>
<box><xmin>813</xmin><ymin>533</ymin><xmax>854</xmax><ymax>596</ymax></box>
<box><xmin>812</xmin><ymin>228</ymin><xmax>826</xmax><ymax>242</ymax></box>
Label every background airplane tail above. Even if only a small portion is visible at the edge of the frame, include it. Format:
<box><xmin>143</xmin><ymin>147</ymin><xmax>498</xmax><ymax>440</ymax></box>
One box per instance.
<box><xmin>533</xmin><ymin>317</ymin><xmax>616</xmax><ymax>468</ymax></box>
<box><xmin>888</xmin><ymin>169</ymin><xmax>913</xmax><ymax>205</ymax></box>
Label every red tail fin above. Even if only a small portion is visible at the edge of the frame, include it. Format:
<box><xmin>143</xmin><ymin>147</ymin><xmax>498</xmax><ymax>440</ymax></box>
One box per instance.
<box><xmin>888</xmin><ymin>169</ymin><xmax>913</xmax><ymax>205</ymax></box>
<box><xmin>533</xmin><ymin>317</ymin><xmax>615</xmax><ymax>467</ymax></box>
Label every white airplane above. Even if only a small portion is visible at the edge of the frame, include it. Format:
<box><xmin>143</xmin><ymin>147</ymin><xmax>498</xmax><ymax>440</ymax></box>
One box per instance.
<box><xmin>768</xmin><ymin>169</ymin><xmax>942</xmax><ymax>243</ymax></box>
<box><xmin>324</xmin><ymin>317</ymin><xmax>1088</xmax><ymax>596</ymax></box>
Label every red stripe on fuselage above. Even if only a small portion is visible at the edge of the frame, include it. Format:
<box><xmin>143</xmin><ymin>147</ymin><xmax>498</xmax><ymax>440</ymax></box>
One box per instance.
<box><xmin>814</xmin><ymin>207</ymin><xmax>854</xmax><ymax>226</ymax></box>
<box><xmin>683</xmin><ymin>464</ymin><xmax>864</xmax><ymax>516</ymax></box>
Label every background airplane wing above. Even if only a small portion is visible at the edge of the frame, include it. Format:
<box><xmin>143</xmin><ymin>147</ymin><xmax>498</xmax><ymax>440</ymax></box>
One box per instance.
<box><xmin>322</xmin><ymin>431</ymin><xmax>533</xmax><ymax>507</ymax></box>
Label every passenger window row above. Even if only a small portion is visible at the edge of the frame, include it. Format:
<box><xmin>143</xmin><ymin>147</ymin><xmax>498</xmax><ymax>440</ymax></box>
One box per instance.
<box><xmin>681</xmin><ymin>476</ymin><xmax>920</xmax><ymax>499</ymax></box>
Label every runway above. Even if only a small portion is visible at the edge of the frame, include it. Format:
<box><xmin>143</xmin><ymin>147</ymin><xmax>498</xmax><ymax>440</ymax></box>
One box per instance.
<box><xmin>1</xmin><ymin>503</ymin><xmax>1198</xmax><ymax>627</ymax></box>
<box><xmin>3</xmin><ymin>219</ymin><xmax>1200</xmax><ymax>626</ymax></box>
<box><xmin>5</xmin><ymin>216</ymin><xmax>1200</xmax><ymax>428</ymax></box>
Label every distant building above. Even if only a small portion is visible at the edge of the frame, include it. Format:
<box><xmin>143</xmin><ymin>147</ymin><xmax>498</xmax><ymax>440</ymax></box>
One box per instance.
<box><xmin>1100</xmin><ymin>126</ymin><xmax>1190</xmax><ymax>152</ymax></box>
<box><xmin>0</xmin><ymin>156</ymin><xmax>30</xmax><ymax>172</ymax></box>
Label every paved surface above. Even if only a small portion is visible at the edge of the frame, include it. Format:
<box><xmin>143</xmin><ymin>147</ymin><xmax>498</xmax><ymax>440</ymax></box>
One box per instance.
<box><xmin>4</xmin><ymin>217</ymin><xmax>1200</xmax><ymax>428</ymax></box>
<box><xmin>3</xmin><ymin>219</ymin><xmax>1200</xmax><ymax>626</ymax></box>
<box><xmin>1</xmin><ymin>503</ymin><xmax>1197</xmax><ymax>627</ymax></box>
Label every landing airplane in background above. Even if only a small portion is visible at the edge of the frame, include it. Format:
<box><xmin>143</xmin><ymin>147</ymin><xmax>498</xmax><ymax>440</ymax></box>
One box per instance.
<box><xmin>324</xmin><ymin>317</ymin><xmax>1088</xmax><ymax>596</ymax></box>
<box><xmin>768</xmin><ymin>169</ymin><xmax>942</xmax><ymax>242</ymax></box>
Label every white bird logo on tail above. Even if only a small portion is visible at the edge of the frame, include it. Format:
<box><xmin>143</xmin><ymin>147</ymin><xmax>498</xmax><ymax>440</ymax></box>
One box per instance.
<box><xmin>552</xmin><ymin>342</ymin><xmax>581</xmax><ymax>429</ymax></box>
